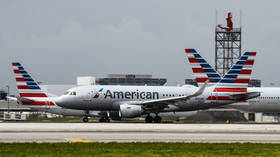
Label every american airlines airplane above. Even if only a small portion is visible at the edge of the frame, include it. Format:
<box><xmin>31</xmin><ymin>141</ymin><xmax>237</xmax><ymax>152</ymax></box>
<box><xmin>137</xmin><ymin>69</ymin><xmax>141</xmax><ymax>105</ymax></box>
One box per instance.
<box><xmin>185</xmin><ymin>49</ymin><xmax>280</xmax><ymax>113</ymax></box>
<box><xmin>9</xmin><ymin>63</ymin><xmax>197</xmax><ymax>122</ymax></box>
<box><xmin>52</xmin><ymin>50</ymin><xmax>258</xmax><ymax>123</ymax></box>
<box><xmin>9</xmin><ymin>62</ymin><xmax>199</xmax><ymax>122</ymax></box>
<box><xmin>11</xmin><ymin>62</ymin><xmax>208</xmax><ymax>123</ymax></box>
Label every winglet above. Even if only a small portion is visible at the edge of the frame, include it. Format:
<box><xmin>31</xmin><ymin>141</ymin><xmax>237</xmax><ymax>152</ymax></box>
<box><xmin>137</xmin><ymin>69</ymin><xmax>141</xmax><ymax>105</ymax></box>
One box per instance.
<box><xmin>192</xmin><ymin>80</ymin><xmax>209</xmax><ymax>97</ymax></box>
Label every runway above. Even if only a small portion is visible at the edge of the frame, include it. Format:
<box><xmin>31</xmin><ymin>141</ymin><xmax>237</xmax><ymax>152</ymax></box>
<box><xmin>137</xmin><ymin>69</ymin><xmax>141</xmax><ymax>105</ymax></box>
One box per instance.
<box><xmin>1</xmin><ymin>123</ymin><xmax>280</xmax><ymax>143</ymax></box>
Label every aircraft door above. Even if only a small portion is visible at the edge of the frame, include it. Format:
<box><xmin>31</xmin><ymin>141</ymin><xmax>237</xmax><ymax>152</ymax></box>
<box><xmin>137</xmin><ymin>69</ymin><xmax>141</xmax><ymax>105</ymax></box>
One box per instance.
<box><xmin>84</xmin><ymin>91</ymin><xmax>91</xmax><ymax>101</ymax></box>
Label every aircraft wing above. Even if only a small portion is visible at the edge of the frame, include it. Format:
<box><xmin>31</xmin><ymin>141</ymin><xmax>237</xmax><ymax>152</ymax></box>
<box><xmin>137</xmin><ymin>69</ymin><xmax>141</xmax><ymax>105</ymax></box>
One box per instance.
<box><xmin>128</xmin><ymin>81</ymin><xmax>208</xmax><ymax>110</ymax></box>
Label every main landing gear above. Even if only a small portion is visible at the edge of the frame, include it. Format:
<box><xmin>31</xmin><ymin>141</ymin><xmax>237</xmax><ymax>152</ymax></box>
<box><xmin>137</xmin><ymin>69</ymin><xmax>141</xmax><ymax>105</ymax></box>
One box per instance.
<box><xmin>99</xmin><ymin>117</ymin><xmax>110</xmax><ymax>123</ymax></box>
<box><xmin>83</xmin><ymin>117</ymin><xmax>89</xmax><ymax>123</ymax></box>
<box><xmin>145</xmin><ymin>114</ymin><xmax>162</xmax><ymax>123</ymax></box>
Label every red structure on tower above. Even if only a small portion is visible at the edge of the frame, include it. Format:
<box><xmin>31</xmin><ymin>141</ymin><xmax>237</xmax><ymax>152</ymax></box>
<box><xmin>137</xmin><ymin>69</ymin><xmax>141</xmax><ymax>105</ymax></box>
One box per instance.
<box><xmin>215</xmin><ymin>12</ymin><xmax>241</xmax><ymax>76</ymax></box>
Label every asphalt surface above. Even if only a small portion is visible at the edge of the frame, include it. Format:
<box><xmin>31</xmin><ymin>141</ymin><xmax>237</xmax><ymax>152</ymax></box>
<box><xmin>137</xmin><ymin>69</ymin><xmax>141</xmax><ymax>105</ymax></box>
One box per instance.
<box><xmin>1</xmin><ymin>123</ymin><xmax>280</xmax><ymax>143</ymax></box>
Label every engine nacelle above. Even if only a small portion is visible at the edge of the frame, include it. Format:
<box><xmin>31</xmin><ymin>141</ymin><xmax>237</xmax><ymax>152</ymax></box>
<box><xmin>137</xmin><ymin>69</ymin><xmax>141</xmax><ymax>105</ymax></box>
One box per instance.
<box><xmin>108</xmin><ymin>111</ymin><xmax>122</xmax><ymax>120</ymax></box>
<box><xmin>119</xmin><ymin>104</ymin><xmax>143</xmax><ymax>118</ymax></box>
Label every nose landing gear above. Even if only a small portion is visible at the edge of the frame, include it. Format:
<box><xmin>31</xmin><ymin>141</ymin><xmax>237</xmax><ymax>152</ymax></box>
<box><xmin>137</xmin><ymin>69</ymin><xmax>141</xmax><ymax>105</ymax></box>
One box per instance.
<box><xmin>83</xmin><ymin>117</ymin><xmax>88</xmax><ymax>122</ymax></box>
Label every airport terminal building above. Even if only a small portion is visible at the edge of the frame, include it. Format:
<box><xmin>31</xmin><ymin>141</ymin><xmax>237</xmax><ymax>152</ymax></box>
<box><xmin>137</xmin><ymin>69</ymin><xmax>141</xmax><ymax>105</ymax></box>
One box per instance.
<box><xmin>77</xmin><ymin>74</ymin><xmax>167</xmax><ymax>86</ymax></box>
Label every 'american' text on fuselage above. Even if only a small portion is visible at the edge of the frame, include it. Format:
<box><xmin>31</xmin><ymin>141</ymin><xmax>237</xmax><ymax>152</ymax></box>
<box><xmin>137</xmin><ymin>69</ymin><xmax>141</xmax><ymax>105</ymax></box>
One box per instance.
<box><xmin>104</xmin><ymin>89</ymin><xmax>159</xmax><ymax>99</ymax></box>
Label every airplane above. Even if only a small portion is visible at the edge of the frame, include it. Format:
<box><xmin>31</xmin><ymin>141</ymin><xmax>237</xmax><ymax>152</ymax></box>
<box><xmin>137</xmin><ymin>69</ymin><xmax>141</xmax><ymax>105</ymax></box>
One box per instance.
<box><xmin>7</xmin><ymin>62</ymin><xmax>199</xmax><ymax>122</ymax></box>
<box><xmin>185</xmin><ymin>49</ymin><xmax>280</xmax><ymax>113</ymax></box>
<box><xmin>54</xmin><ymin>50</ymin><xmax>258</xmax><ymax>123</ymax></box>
<box><xmin>7</xmin><ymin>62</ymin><xmax>201</xmax><ymax>122</ymax></box>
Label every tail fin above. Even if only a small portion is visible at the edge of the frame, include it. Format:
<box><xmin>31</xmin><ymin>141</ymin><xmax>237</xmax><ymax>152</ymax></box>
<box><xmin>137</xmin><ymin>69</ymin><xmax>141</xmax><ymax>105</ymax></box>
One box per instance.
<box><xmin>209</xmin><ymin>52</ymin><xmax>257</xmax><ymax>101</ymax></box>
<box><xmin>12</xmin><ymin>62</ymin><xmax>54</xmax><ymax>106</ymax></box>
<box><xmin>216</xmin><ymin>52</ymin><xmax>256</xmax><ymax>88</ymax></box>
<box><xmin>185</xmin><ymin>49</ymin><xmax>221</xmax><ymax>86</ymax></box>
<box><xmin>12</xmin><ymin>62</ymin><xmax>47</xmax><ymax>98</ymax></box>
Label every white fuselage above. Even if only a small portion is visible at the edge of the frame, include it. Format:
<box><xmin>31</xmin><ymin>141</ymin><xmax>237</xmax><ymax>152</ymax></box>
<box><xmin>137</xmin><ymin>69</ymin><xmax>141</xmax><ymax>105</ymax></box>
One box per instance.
<box><xmin>228</xmin><ymin>87</ymin><xmax>280</xmax><ymax>112</ymax></box>
<box><xmin>55</xmin><ymin>85</ymin><xmax>236</xmax><ymax>113</ymax></box>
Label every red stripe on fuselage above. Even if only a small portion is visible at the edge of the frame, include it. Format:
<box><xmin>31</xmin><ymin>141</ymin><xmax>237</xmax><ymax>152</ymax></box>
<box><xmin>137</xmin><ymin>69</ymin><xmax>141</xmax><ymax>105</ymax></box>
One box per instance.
<box><xmin>207</xmin><ymin>96</ymin><xmax>231</xmax><ymax>100</ymax></box>
<box><xmin>12</xmin><ymin>63</ymin><xmax>18</xmax><ymax>66</ymax></box>
<box><xmin>213</xmin><ymin>88</ymin><xmax>247</xmax><ymax>92</ymax></box>
<box><xmin>19</xmin><ymin>93</ymin><xmax>47</xmax><ymax>97</ymax></box>
<box><xmin>21</xmin><ymin>101</ymin><xmax>55</xmax><ymax>106</ymax></box>
<box><xmin>192</xmin><ymin>68</ymin><xmax>205</xmax><ymax>73</ymax></box>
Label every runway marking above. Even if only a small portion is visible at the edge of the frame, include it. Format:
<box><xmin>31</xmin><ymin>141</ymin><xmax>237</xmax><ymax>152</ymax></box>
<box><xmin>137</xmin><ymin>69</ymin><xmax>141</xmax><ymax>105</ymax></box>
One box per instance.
<box><xmin>172</xmin><ymin>121</ymin><xmax>184</xmax><ymax>123</ymax></box>
<box><xmin>65</xmin><ymin>138</ymin><xmax>94</xmax><ymax>143</ymax></box>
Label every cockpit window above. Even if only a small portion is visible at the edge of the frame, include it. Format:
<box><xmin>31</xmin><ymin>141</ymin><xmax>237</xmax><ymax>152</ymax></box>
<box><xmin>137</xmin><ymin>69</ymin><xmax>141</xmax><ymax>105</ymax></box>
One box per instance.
<box><xmin>64</xmin><ymin>91</ymin><xmax>76</xmax><ymax>96</ymax></box>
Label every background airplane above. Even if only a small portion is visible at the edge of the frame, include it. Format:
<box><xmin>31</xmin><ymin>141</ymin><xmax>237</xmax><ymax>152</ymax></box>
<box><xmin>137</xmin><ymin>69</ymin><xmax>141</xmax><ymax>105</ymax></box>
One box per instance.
<box><xmin>185</xmin><ymin>49</ymin><xmax>280</xmax><ymax>113</ymax></box>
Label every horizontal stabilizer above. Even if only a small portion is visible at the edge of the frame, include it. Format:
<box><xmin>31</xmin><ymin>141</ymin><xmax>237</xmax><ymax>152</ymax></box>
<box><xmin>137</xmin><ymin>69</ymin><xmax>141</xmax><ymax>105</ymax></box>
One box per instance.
<box><xmin>229</xmin><ymin>92</ymin><xmax>260</xmax><ymax>100</ymax></box>
<box><xmin>7</xmin><ymin>96</ymin><xmax>34</xmax><ymax>103</ymax></box>
<box><xmin>6</xmin><ymin>96</ymin><xmax>18</xmax><ymax>101</ymax></box>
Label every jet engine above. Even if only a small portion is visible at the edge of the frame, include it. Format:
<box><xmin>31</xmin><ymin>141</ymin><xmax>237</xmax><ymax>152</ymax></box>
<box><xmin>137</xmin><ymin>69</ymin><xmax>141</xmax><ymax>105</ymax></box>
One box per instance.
<box><xmin>119</xmin><ymin>104</ymin><xmax>143</xmax><ymax>118</ymax></box>
<box><xmin>108</xmin><ymin>111</ymin><xmax>122</xmax><ymax>120</ymax></box>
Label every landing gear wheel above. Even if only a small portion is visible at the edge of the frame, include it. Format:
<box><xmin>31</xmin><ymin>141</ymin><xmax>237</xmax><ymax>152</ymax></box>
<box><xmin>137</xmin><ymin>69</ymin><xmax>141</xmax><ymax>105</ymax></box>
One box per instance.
<box><xmin>99</xmin><ymin>117</ymin><xmax>110</xmax><ymax>123</ymax></box>
<box><xmin>145</xmin><ymin>115</ymin><xmax>154</xmax><ymax>123</ymax></box>
<box><xmin>83</xmin><ymin>117</ymin><xmax>89</xmax><ymax>123</ymax></box>
<box><xmin>154</xmin><ymin>116</ymin><xmax>162</xmax><ymax>123</ymax></box>
<box><xmin>105</xmin><ymin>118</ymin><xmax>110</xmax><ymax>123</ymax></box>
<box><xmin>99</xmin><ymin>118</ymin><xmax>105</xmax><ymax>122</ymax></box>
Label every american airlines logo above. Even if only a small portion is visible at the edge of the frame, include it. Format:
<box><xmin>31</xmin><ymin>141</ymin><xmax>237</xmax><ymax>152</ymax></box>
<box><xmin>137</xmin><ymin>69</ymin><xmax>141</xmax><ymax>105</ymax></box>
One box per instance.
<box><xmin>94</xmin><ymin>88</ymin><xmax>159</xmax><ymax>100</ymax></box>
<box><xmin>93</xmin><ymin>88</ymin><xmax>104</xmax><ymax>98</ymax></box>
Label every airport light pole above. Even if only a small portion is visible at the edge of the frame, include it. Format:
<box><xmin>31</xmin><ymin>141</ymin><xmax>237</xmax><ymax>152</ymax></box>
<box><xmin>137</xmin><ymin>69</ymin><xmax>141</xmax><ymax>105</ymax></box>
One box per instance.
<box><xmin>6</xmin><ymin>85</ymin><xmax>9</xmax><ymax>113</ymax></box>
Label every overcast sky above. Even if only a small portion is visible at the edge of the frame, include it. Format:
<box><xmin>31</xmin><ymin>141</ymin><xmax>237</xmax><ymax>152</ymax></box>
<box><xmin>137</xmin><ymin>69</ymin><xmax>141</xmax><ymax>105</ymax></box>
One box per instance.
<box><xmin>1</xmin><ymin>0</ymin><xmax>279</xmax><ymax>94</ymax></box>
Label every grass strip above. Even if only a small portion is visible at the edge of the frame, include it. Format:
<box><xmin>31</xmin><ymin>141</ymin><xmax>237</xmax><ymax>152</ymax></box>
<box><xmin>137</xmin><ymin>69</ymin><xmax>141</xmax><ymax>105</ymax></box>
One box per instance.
<box><xmin>0</xmin><ymin>142</ymin><xmax>280</xmax><ymax>157</ymax></box>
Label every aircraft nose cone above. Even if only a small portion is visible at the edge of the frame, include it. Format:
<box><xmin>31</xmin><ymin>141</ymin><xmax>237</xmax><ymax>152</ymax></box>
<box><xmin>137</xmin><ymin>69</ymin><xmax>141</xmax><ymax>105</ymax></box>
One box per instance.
<box><xmin>55</xmin><ymin>97</ymin><xmax>68</xmax><ymax>108</ymax></box>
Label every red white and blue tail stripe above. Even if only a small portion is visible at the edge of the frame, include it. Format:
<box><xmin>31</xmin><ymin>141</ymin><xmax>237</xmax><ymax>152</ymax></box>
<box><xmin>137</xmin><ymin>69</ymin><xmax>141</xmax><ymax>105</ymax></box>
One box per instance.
<box><xmin>208</xmin><ymin>52</ymin><xmax>257</xmax><ymax>101</ymax></box>
<box><xmin>216</xmin><ymin>52</ymin><xmax>256</xmax><ymax>88</ymax></box>
<box><xmin>185</xmin><ymin>49</ymin><xmax>220</xmax><ymax>86</ymax></box>
<box><xmin>12</xmin><ymin>62</ymin><xmax>54</xmax><ymax>106</ymax></box>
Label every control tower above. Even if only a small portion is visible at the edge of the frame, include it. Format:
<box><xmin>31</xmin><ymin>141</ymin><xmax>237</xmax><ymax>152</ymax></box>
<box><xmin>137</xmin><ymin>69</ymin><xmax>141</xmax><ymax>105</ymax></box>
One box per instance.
<box><xmin>215</xmin><ymin>12</ymin><xmax>241</xmax><ymax>76</ymax></box>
